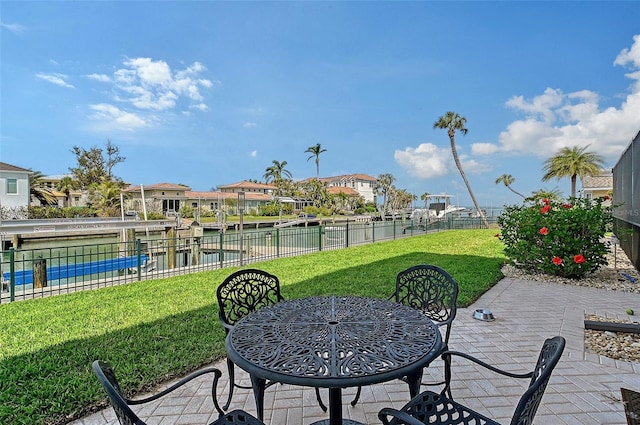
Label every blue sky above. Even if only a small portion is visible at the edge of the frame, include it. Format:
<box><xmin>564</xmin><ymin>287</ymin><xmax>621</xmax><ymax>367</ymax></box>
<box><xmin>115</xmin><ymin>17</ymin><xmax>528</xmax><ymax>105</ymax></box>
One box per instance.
<box><xmin>1</xmin><ymin>1</ymin><xmax>639</xmax><ymax>208</ymax></box>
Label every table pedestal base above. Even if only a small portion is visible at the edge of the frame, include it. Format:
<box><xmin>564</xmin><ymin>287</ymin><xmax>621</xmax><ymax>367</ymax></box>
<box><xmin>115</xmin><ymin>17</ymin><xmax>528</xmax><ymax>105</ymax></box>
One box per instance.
<box><xmin>309</xmin><ymin>420</ymin><xmax>365</xmax><ymax>425</ymax></box>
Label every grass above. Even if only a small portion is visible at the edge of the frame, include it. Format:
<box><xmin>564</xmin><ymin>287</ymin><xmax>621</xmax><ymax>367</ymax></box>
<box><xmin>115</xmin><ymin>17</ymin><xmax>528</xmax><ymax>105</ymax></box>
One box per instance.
<box><xmin>0</xmin><ymin>229</ymin><xmax>506</xmax><ymax>425</ymax></box>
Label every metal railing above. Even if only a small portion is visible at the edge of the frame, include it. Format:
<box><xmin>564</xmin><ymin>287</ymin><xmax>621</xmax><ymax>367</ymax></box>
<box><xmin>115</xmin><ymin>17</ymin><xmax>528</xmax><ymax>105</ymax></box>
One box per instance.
<box><xmin>1</xmin><ymin>216</ymin><xmax>495</xmax><ymax>303</ymax></box>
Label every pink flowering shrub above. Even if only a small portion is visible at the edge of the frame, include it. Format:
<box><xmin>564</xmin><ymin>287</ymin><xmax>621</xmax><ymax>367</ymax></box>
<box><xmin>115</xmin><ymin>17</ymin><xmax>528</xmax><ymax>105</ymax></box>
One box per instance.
<box><xmin>497</xmin><ymin>197</ymin><xmax>611</xmax><ymax>278</ymax></box>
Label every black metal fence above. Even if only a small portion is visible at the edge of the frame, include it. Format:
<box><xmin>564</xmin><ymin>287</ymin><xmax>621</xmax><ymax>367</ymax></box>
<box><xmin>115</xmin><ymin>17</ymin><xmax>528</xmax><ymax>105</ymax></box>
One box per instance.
<box><xmin>613</xmin><ymin>129</ymin><xmax>640</xmax><ymax>270</ymax></box>
<box><xmin>1</xmin><ymin>216</ymin><xmax>494</xmax><ymax>303</ymax></box>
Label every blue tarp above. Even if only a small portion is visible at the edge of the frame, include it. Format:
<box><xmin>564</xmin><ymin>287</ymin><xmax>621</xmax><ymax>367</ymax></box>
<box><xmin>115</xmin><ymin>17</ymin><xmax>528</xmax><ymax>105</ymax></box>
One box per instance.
<box><xmin>2</xmin><ymin>255</ymin><xmax>148</xmax><ymax>285</ymax></box>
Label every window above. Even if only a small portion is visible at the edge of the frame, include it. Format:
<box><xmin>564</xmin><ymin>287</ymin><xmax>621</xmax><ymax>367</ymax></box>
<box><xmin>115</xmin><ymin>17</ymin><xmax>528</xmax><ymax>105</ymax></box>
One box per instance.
<box><xmin>191</xmin><ymin>202</ymin><xmax>198</xmax><ymax>208</ymax></box>
<box><xmin>6</xmin><ymin>178</ymin><xmax>17</xmax><ymax>194</ymax></box>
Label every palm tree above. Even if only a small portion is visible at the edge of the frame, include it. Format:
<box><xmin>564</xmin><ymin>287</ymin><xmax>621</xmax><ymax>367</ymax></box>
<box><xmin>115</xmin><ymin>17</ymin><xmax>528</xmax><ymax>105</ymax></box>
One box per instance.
<box><xmin>263</xmin><ymin>160</ymin><xmax>292</xmax><ymax>183</ymax></box>
<box><xmin>375</xmin><ymin>173</ymin><xmax>395</xmax><ymax>215</ymax></box>
<box><xmin>29</xmin><ymin>170</ymin><xmax>57</xmax><ymax>206</ymax></box>
<box><xmin>542</xmin><ymin>145</ymin><xmax>605</xmax><ymax>198</ymax></box>
<box><xmin>526</xmin><ymin>188</ymin><xmax>563</xmax><ymax>204</ymax></box>
<box><xmin>305</xmin><ymin>144</ymin><xmax>327</xmax><ymax>178</ymax></box>
<box><xmin>57</xmin><ymin>176</ymin><xmax>79</xmax><ymax>207</ymax></box>
<box><xmin>420</xmin><ymin>192</ymin><xmax>431</xmax><ymax>207</ymax></box>
<box><xmin>89</xmin><ymin>180</ymin><xmax>123</xmax><ymax>217</ymax></box>
<box><xmin>495</xmin><ymin>174</ymin><xmax>525</xmax><ymax>198</ymax></box>
<box><xmin>433</xmin><ymin>111</ymin><xmax>489</xmax><ymax>228</ymax></box>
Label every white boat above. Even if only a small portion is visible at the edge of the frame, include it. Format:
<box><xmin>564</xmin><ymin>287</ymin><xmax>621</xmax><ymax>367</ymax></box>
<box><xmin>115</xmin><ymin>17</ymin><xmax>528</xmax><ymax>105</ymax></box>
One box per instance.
<box><xmin>410</xmin><ymin>194</ymin><xmax>468</xmax><ymax>221</ymax></box>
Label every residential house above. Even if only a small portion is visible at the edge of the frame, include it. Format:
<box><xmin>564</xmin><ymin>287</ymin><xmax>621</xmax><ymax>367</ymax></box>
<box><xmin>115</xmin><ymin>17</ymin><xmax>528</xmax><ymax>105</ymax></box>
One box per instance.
<box><xmin>40</xmin><ymin>174</ymin><xmax>86</xmax><ymax>207</ymax></box>
<box><xmin>186</xmin><ymin>190</ymin><xmax>272</xmax><ymax>216</ymax></box>
<box><xmin>326</xmin><ymin>186</ymin><xmax>361</xmax><ymax>212</ymax></box>
<box><xmin>217</xmin><ymin>180</ymin><xmax>276</xmax><ymax>195</ymax></box>
<box><xmin>581</xmin><ymin>170</ymin><xmax>613</xmax><ymax>205</ymax></box>
<box><xmin>316</xmin><ymin>174</ymin><xmax>377</xmax><ymax>203</ymax></box>
<box><xmin>0</xmin><ymin>162</ymin><xmax>32</xmax><ymax>218</ymax></box>
<box><xmin>123</xmin><ymin>183</ymin><xmax>191</xmax><ymax>215</ymax></box>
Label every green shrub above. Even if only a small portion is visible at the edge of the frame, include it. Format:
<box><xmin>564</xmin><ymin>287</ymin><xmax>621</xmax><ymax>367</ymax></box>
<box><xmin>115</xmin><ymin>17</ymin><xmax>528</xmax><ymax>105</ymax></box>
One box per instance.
<box><xmin>497</xmin><ymin>196</ymin><xmax>612</xmax><ymax>278</ymax></box>
<box><xmin>179</xmin><ymin>205</ymin><xmax>194</xmax><ymax>218</ymax></box>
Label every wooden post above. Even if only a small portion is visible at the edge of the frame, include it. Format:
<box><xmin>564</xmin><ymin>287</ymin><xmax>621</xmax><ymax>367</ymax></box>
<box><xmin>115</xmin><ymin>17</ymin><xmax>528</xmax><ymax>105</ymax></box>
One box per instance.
<box><xmin>167</xmin><ymin>227</ymin><xmax>176</xmax><ymax>269</ymax></box>
<box><xmin>192</xmin><ymin>238</ymin><xmax>200</xmax><ymax>265</ymax></box>
<box><xmin>126</xmin><ymin>229</ymin><xmax>136</xmax><ymax>256</ymax></box>
<box><xmin>190</xmin><ymin>226</ymin><xmax>202</xmax><ymax>266</ymax></box>
<box><xmin>33</xmin><ymin>258</ymin><xmax>48</xmax><ymax>288</ymax></box>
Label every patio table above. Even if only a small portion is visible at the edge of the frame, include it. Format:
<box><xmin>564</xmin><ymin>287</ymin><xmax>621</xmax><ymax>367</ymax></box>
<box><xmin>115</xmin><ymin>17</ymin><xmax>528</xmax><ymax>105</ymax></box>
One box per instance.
<box><xmin>225</xmin><ymin>295</ymin><xmax>442</xmax><ymax>425</ymax></box>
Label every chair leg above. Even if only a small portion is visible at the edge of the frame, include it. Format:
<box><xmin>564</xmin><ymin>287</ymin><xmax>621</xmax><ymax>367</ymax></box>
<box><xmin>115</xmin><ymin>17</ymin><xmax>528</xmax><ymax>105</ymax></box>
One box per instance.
<box><xmin>315</xmin><ymin>387</ymin><xmax>327</xmax><ymax>412</ymax></box>
<box><xmin>350</xmin><ymin>386</ymin><xmax>362</xmax><ymax>406</ymax></box>
<box><xmin>223</xmin><ymin>357</ymin><xmax>235</xmax><ymax>411</ymax></box>
<box><xmin>441</xmin><ymin>355</ymin><xmax>453</xmax><ymax>399</ymax></box>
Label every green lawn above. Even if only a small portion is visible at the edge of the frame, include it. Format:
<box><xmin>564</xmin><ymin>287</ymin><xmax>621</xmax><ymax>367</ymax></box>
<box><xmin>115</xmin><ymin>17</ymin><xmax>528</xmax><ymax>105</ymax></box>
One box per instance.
<box><xmin>0</xmin><ymin>229</ymin><xmax>506</xmax><ymax>425</ymax></box>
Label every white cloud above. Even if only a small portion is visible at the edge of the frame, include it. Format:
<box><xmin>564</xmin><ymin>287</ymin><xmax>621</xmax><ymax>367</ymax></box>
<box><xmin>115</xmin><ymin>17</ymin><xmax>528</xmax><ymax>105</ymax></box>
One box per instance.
<box><xmin>250</xmin><ymin>150</ymin><xmax>258</xmax><ymax>157</ymax></box>
<box><xmin>105</xmin><ymin>57</ymin><xmax>212</xmax><ymax>111</ymax></box>
<box><xmin>0</xmin><ymin>22</ymin><xmax>27</xmax><ymax>34</ymax></box>
<box><xmin>85</xmin><ymin>73</ymin><xmax>111</xmax><ymax>83</ymax></box>
<box><xmin>35</xmin><ymin>73</ymin><xmax>74</xmax><ymax>88</ymax></box>
<box><xmin>88</xmin><ymin>103</ymin><xmax>148</xmax><ymax>132</ymax></box>
<box><xmin>243</xmin><ymin>122</ymin><xmax>257</xmax><ymax>128</ymax></box>
<box><xmin>459</xmin><ymin>154</ymin><xmax>492</xmax><ymax>174</ymax></box>
<box><xmin>394</xmin><ymin>143</ymin><xmax>452</xmax><ymax>179</ymax></box>
<box><xmin>498</xmin><ymin>34</ymin><xmax>640</xmax><ymax>162</ymax></box>
<box><xmin>191</xmin><ymin>103</ymin><xmax>208</xmax><ymax>112</ymax></box>
<box><xmin>471</xmin><ymin>143</ymin><xmax>499</xmax><ymax>155</ymax></box>
<box><xmin>615</xmin><ymin>34</ymin><xmax>640</xmax><ymax>68</ymax></box>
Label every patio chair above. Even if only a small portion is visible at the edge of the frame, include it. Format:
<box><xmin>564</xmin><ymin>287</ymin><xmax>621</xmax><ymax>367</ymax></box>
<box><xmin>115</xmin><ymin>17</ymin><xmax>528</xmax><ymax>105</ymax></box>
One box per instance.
<box><xmin>92</xmin><ymin>360</ymin><xmax>264</xmax><ymax>425</ymax></box>
<box><xmin>216</xmin><ymin>268</ymin><xmax>328</xmax><ymax>411</ymax></box>
<box><xmin>622</xmin><ymin>387</ymin><xmax>640</xmax><ymax>425</ymax></box>
<box><xmin>351</xmin><ymin>264</ymin><xmax>459</xmax><ymax>406</ymax></box>
<box><xmin>377</xmin><ymin>335</ymin><xmax>566</xmax><ymax>425</ymax></box>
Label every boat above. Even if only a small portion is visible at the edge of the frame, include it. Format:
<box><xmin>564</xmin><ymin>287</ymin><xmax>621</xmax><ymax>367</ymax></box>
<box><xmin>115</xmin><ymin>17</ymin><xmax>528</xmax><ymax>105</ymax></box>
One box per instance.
<box><xmin>410</xmin><ymin>194</ymin><xmax>468</xmax><ymax>222</ymax></box>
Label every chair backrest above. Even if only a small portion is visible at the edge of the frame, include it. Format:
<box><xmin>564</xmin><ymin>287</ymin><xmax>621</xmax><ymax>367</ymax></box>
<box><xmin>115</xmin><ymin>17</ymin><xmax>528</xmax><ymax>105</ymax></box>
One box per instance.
<box><xmin>510</xmin><ymin>336</ymin><xmax>566</xmax><ymax>425</ymax></box>
<box><xmin>393</xmin><ymin>265</ymin><xmax>458</xmax><ymax>343</ymax></box>
<box><xmin>217</xmin><ymin>269</ymin><xmax>284</xmax><ymax>330</ymax></box>
<box><xmin>92</xmin><ymin>360</ymin><xmax>145</xmax><ymax>425</ymax></box>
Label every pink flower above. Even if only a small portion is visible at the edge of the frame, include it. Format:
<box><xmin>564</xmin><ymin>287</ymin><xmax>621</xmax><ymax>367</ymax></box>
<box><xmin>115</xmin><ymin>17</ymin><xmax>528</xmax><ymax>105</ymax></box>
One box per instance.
<box><xmin>563</xmin><ymin>203</ymin><xmax>572</xmax><ymax>209</ymax></box>
<box><xmin>541</xmin><ymin>205</ymin><xmax>550</xmax><ymax>214</ymax></box>
<box><xmin>539</xmin><ymin>227</ymin><xmax>549</xmax><ymax>235</ymax></box>
<box><xmin>552</xmin><ymin>256</ymin><xmax>563</xmax><ymax>266</ymax></box>
<box><xmin>573</xmin><ymin>254</ymin><xmax>586</xmax><ymax>264</ymax></box>
<box><xmin>542</xmin><ymin>198</ymin><xmax>550</xmax><ymax>205</ymax></box>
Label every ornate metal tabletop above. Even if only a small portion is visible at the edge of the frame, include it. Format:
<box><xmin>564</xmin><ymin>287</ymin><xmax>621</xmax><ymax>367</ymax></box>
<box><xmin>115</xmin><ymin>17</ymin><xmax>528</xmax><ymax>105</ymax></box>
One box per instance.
<box><xmin>226</xmin><ymin>295</ymin><xmax>442</xmax><ymax>425</ymax></box>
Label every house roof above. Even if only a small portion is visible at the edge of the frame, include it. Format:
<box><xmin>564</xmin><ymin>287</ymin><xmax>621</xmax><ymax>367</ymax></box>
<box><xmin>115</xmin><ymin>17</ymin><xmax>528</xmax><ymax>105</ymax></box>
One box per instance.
<box><xmin>327</xmin><ymin>186</ymin><xmax>360</xmax><ymax>196</ymax></box>
<box><xmin>186</xmin><ymin>191</ymin><xmax>272</xmax><ymax>201</ymax></box>
<box><xmin>217</xmin><ymin>180</ymin><xmax>277</xmax><ymax>190</ymax></box>
<box><xmin>0</xmin><ymin>162</ymin><xmax>32</xmax><ymax>173</ymax></box>
<box><xmin>123</xmin><ymin>182</ymin><xmax>191</xmax><ymax>192</ymax></box>
<box><xmin>303</xmin><ymin>173</ymin><xmax>377</xmax><ymax>184</ymax></box>
<box><xmin>582</xmin><ymin>174</ymin><xmax>613</xmax><ymax>189</ymax></box>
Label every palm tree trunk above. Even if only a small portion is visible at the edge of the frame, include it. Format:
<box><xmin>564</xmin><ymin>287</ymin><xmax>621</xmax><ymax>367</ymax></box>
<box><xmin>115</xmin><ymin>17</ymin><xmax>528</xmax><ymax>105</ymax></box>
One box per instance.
<box><xmin>570</xmin><ymin>174</ymin><xmax>577</xmax><ymax>198</ymax></box>
<box><xmin>508</xmin><ymin>186</ymin><xmax>526</xmax><ymax>198</ymax></box>
<box><xmin>449</xmin><ymin>130</ymin><xmax>489</xmax><ymax>228</ymax></box>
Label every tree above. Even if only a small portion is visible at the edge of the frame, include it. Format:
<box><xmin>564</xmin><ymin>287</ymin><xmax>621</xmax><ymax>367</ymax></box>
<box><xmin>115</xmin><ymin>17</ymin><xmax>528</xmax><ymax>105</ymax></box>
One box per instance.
<box><xmin>56</xmin><ymin>176</ymin><xmax>79</xmax><ymax>207</ymax></box>
<box><xmin>305</xmin><ymin>143</ymin><xmax>327</xmax><ymax>178</ymax></box>
<box><xmin>420</xmin><ymin>192</ymin><xmax>431</xmax><ymax>207</ymax></box>
<box><xmin>433</xmin><ymin>111</ymin><xmax>489</xmax><ymax>228</ymax></box>
<box><xmin>263</xmin><ymin>160</ymin><xmax>292</xmax><ymax>184</ymax></box>
<box><xmin>375</xmin><ymin>173</ymin><xmax>395</xmax><ymax>215</ymax></box>
<box><xmin>495</xmin><ymin>174</ymin><xmax>525</xmax><ymax>198</ymax></box>
<box><xmin>542</xmin><ymin>145</ymin><xmax>605</xmax><ymax>198</ymax></box>
<box><xmin>89</xmin><ymin>180</ymin><xmax>125</xmax><ymax>217</ymax></box>
<box><xmin>300</xmin><ymin>178</ymin><xmax>328</xmax><ymax>207</ymax></box>
<box><xmin>70</xmin><ymin>140</ymin><xmax>125</xmax><ymax>189</ymax></box>
<box><xmin>29</xmin><ymin>170</ymin><xmax>57</xmax><ymax>206</ymax></box>
<box><xmin>105</xmin><ymin>139</ymin><xmax>125</xmax><ymax>181</ymax></box>
<box><xmin>525</xmin><ymin>187</ymin><xmax>564</xmax><ymax>204</ymax></box>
